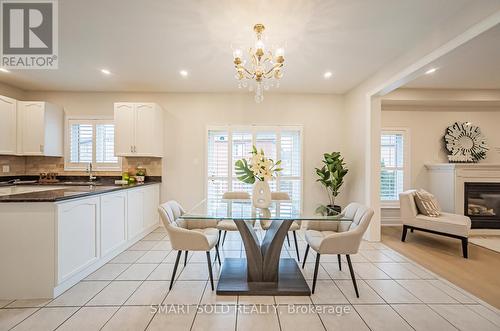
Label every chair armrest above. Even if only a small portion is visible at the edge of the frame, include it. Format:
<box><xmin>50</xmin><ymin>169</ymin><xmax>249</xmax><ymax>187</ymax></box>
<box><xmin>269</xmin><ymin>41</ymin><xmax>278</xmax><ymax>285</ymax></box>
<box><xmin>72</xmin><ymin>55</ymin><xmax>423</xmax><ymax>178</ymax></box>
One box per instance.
<box><xmin>167</xmin><ymin>225</ymin><xmax>211</xmax><ymax>251</ymax></box>
<box><xmin>318</xmin><ymin>231</ymin><xmax>362</xmax><ymax>255</ymax></box>
<box><xmin>183</xmin><ymin>218</ymin><xmax>218</xmax><ymax>230</ymax></box>
<box><xmin>305</xmin><ymin>220</ymin><xmax>339</xmax><ymax>232</ymax></box>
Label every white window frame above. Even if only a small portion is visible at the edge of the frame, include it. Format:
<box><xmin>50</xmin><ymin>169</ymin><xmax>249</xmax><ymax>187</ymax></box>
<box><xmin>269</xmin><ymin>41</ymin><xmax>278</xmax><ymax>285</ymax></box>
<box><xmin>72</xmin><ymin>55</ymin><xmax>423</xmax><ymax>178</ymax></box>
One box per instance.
<box><xmin>64</xmin><ymin>116</ymin><xmax>122</xmax><ymax>171</ymax></box>
<box><xmin>380</xmin><ymin>128</ymin><xmax>410</xmax><ymax>208</ymax></box>
<box><xmin>205</xmin><ymin>125</ymin><xmax>304</xmax><ymax>212</ymax></box>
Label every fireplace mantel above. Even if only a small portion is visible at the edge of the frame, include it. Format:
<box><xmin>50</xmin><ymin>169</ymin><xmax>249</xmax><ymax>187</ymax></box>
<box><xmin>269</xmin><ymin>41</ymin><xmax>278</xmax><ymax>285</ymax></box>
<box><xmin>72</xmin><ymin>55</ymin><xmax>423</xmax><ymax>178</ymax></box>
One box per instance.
<box><xmin>425</xmin><ymin>163</ymin><xmax>500</xmax><ymax>228</ymax></box>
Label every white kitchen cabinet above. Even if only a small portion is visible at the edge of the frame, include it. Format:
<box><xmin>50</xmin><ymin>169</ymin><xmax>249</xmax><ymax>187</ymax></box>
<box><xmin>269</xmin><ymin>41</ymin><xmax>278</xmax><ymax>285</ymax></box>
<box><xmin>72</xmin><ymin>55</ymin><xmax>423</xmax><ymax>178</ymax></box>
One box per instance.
<box><xmin>0</xmin><ymin>95</ymin><xmax>17</xmax><ymax>155</ymax></box>
<box><xmin>0</xmin><ymin>183</ymin><xmax>161</xmax><ymax>299</ymax></box>
<box><xmin>127</xmin><ymin>187</ymin><xmax>145</xmax><ymax>239</ymax></box>
<box><xmin>56</xmin><ymin>197</ymin><xmax>99</xmax><ymax>283</ymax></box>
<box><xmin>144</xmin><ymin>183</ymin><xmax>160</xmax><ymax>228</ymax></box>
<box><xmin>101</xmin><ymin>191</ymin><xmax>127</xmax><ymax>257</ymax></box>
<box><xmin>114</xmin><ymin>102</ymin><xmax>163</xmax><ymax>157</ymax></box>
<box><xmin>17</xmin><ymin>101</ymin><xmax>64</xmax><ymax>156</ymax></box>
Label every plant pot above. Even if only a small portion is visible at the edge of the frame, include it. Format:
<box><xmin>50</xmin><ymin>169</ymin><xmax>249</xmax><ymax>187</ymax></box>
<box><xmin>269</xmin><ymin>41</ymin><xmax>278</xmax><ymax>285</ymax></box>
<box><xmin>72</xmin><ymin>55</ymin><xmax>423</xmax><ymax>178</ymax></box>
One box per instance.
<box><xmin>327</xmin><ymin>204</ymin><xmax>342</xmax><ymax>215</ymax></box>
<box><xmin>252</xmin><ymin>180</ymin><xmax>271</xmax><ymax>208</ymax></box>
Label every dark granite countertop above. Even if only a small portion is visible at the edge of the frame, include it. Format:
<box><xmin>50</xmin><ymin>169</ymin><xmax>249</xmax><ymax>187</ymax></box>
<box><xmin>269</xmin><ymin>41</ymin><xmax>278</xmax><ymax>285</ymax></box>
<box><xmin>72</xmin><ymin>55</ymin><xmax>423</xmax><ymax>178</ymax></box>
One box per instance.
<box><xmin>0</xmin><ymin>181</ymin><xmax>161</xmax><ymax>203</ymax></box>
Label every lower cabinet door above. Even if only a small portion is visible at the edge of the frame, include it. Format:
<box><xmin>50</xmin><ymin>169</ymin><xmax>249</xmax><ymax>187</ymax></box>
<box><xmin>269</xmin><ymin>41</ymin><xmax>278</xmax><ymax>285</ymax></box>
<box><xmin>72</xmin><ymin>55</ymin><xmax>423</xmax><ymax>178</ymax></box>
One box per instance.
<box><xmin>127</xmin><ymin>188</ymin><xmax>144</xmax><ymax>239</ymax></box>
<box><xmin>57</xmin><ymin>197</ymin><xmax>99</xmax><ymax>283</ymax></box>
<box><xmin>143</xmin><ymin>184</ymin><xmax>160</xmax><ymax>228</ymax></box>
<box><xmin>101</xmin><ymin>191</ymin><xmax>127</xmax><ymax>257</ymax></box>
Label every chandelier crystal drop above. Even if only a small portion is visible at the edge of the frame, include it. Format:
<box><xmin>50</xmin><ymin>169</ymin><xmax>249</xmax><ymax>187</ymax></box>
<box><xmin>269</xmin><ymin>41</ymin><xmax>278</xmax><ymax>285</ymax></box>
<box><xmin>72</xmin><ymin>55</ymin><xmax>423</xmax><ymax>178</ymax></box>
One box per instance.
<box><xmin>232</xmin><ymin>24</ymin><xmax>285</xmax><ymax>103</ymax></box>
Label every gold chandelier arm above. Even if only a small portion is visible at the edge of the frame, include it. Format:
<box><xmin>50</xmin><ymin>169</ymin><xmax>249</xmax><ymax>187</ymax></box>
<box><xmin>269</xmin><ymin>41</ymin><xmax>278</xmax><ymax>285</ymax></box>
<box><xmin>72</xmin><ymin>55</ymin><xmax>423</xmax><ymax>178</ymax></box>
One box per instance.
<box><xmin>264</xmin><ymin>63</ymin><xmax>283</xmax><ymax>76</ymax></box>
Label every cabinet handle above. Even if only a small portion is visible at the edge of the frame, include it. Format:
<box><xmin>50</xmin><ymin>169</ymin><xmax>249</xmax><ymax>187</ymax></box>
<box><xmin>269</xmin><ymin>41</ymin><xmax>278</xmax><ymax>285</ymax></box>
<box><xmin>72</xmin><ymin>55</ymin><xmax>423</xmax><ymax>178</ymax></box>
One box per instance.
<box><xmin>133</xmin><ymin>145</ymin><xmax>136</xmax><ymax>153</ymax></box>
<box><xmin>130</xmin><ymin>145</ymin><xmax>133</xmax><ymax>153</ymax></box>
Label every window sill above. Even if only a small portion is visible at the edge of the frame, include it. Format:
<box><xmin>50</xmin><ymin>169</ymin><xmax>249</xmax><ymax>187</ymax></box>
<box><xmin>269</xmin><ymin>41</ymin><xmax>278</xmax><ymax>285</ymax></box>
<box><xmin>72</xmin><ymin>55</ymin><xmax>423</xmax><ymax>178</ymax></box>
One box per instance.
<box><xmin>381</xmin><ymin>201</ymin><xmax>400</xmax><ymax>209</ymax></box>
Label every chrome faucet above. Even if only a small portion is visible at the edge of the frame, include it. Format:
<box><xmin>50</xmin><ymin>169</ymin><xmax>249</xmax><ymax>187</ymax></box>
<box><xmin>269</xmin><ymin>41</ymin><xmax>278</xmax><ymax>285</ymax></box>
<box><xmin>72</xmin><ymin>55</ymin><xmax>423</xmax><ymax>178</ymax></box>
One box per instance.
<box><xmin>87</xmin><ymin>163</ymin><xmax>97</xmax><ymax>182</ymax></box>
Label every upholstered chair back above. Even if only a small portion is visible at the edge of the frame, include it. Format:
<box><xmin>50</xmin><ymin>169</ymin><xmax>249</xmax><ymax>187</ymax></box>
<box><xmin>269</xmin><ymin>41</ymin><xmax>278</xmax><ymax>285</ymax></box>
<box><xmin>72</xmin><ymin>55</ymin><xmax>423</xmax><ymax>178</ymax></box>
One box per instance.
<box><xmin>399</xmin><ymin>190</ymin><xmax>418</xmax><ymax>224</ymax></box>
<box><xmin>271</xmin><ymin>192</ymin><xmax>290</xmax><ymax>200</ymax></box>
<box><xmin>222</xmin><ymin>191</ymin><xmax>250</xmax><ymax>199</ymax></box>
<box><xmin>318</xmin><ymin>203</ymin><xmax>374</xmax><ymax>254</ymax></box>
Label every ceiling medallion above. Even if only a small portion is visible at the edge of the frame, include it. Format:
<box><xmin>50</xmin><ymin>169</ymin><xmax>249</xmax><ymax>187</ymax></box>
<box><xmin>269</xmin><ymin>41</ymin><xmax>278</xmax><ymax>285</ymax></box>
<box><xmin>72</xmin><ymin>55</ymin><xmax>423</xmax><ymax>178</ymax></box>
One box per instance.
<box><xmin>232</xmin><ymin>24</ymin><xmax>285</xmax><ymax>103</ymax></box>
<box><xmin>444</xmin><ymin>122</ymin><xmax>489</xmax><ymax>163</ymax></box>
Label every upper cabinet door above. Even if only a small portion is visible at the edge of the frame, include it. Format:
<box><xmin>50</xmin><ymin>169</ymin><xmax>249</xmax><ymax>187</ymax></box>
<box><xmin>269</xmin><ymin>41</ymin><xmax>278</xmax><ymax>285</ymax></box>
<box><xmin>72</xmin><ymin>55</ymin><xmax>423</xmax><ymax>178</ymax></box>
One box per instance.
<box><xmin>21</xmin><ymin>102</ymin><xmax>45</xmax><ymax>155</ymax></box>
<box><xmin>0</xmin><ymin>96</ymin><xmax>17</xmax><ymax>155</ymax></box>
<box><xmin>134</xmin><ymin>103</ymin><xmax>156</xmax><ymax>156</ymax></box>
<box><xmin>114</xmin><ymin>103</ymin><xmax>135</xmax><ymax>156</ymax></box>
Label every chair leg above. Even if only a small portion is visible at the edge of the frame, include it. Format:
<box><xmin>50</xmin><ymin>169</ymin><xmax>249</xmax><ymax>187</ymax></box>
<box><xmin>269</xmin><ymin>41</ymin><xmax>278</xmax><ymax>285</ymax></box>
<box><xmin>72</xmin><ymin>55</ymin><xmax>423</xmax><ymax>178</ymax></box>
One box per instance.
<box><xmin>292</xmin><ymin>231</ymin><xmax>300</xmax><ymax>262</ymax></box>
<box><xmin>401</xmin><ymin>225</ymin><xmax>408</xmax><ymax>242</ymax></box>
<box><xmin>462</xmin><ymin>238</ymin><xmax>469</xmax><ymax>259</ymax></box>
<box><xmin>184</xmin><ymin>251</ymin><xmax>188</xmax><ymax>266</ymax></box>
<box><xmin>222</xmin><ymin>231</ymin><xmax>227</xmax><ymax>246</ymax></box>
<box><xmin>312</xmin><ymin>253</ymin><xmax>321</xmax><ymax>294</ymax></box>
<box><xmin>169</xmin><ymin>250</ymin><xmax>182</xmax><ymax>290</ymax></box>
<box><xmin>410</xmin><ymin>228</ymin><xmax>414</xmax><ymax>233</ymax></box>
<box><xmin>217</xmin><ymin>230</ymin><xmax>222</xmax><ymax>246</ymax></box>
<box><xmin>302</xmin><ymin>244</ymin><xmax>310</xmax><ymax>268</ymax></box>
<box><xmin>337</xmin><ymin>254</ymin><xmax>342</xmax><ymax>271</ymax></box>
<box><xmin>215</xmin><ymin>244</ymin><xmax>221</xmax><ymax>266</ymax></box>
<box><xmin>206</xmin><ymin>251</ymin><xmax>214</xmax><ymax>290</ymax></box>
<box><xmin>286</xmin><ymin>232</ymin><xmax>290</xmax><ymax>246</ymax></box>
<box><xmin>346</xmin><ymin>254</ymin><xmax>359</xmax><ymax>298</ymax></box>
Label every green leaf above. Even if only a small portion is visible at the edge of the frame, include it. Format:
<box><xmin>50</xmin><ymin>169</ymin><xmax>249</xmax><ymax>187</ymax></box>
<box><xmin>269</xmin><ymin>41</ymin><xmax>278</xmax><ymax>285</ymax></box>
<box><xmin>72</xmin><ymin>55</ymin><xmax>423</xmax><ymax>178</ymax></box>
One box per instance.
<box><xmin>235</xmin><ymin>159</ymin><xmax>256</xmax><ymax>184</ymax></box>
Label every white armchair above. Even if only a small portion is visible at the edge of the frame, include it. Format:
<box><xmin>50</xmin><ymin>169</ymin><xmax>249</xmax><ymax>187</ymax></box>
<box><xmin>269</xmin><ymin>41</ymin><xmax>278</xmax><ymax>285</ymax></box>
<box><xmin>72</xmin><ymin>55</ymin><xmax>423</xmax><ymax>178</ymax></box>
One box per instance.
<box><xmin>302</xmin><ymin>203</ymin><xmax>374</xmax><ymax>295</ymax></box>
<box><xmin>399</xmin><ymin>190</ymin><xmax>471</xmax><ymax>258</ymax></box>
<box><xmin>158</xmin><ymin>201</ymin><xmax>220</xmax><ymax>290</ymax></box>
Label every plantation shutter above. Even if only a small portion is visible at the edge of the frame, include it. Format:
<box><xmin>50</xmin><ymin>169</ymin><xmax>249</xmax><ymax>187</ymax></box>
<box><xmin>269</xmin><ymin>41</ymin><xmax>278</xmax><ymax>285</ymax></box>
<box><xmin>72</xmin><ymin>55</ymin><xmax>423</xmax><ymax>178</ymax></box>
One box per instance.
<box><xmin>231</xmin><ymin>131</ymin><xmax>253</xmax><ymax>193</ymax></box>
<box><xmin>69</xmin><ymin>123</ymin><xmax>93</xmax><ymax>163</ymax></box>
<box><xmin>207</xmin><ymin>130</ymin><xmax>229</xmax><ymax>205</ymax></box>
<box><xmin>380</xmin><ymin>133</ymin><xmax>404</xmax><ymax>201</ymax></box>
<box><xmin>96</xmin><ymin>124</ymin><xmax>118</xmax><ymax>163</ymax></box>
<box><xmin>279</xmin><ymin>130</ymin><xmax>301</xmax><ymax>216</ymax></box>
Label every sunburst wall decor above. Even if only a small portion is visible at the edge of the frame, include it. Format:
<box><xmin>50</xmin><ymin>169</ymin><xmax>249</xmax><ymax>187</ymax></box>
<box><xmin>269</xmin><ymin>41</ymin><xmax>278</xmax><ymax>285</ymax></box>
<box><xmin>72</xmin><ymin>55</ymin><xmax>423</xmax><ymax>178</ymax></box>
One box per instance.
<box><xmin>444</xmin><ymin>122</ymin><xmax>488</xmax><ymax>163</ymax></box>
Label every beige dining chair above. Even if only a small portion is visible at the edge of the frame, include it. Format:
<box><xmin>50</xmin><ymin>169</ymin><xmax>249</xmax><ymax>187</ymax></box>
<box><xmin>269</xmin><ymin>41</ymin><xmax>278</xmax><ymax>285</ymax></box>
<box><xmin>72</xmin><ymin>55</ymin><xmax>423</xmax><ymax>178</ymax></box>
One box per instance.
<box><xmin>302</xmin><ymin>203</ymin><xmax>374</xmax><ymax>296</ymax></box>
<box><xmin>158</xmin><ymin>201</ymin><xmax>221</xmax><ymax>291</ymax></box>
<box><xmin>259</xmin><ymin>192</ymin><xmax>302</xmax><ymax>261</ymax></box>
<box><xmin>217</xmin><ymin>191</ymin><xmax>251</xmax><ymax>245</ymax></box>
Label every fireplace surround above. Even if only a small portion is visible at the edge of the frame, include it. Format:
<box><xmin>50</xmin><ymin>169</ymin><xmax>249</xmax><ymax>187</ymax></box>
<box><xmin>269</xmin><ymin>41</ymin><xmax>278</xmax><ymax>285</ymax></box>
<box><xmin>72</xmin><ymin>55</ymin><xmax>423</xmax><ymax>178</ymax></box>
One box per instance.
<box><xmin>426</xmin><ymin>163</ymin><xmax>500</xmax><ymax>229</ymax></box>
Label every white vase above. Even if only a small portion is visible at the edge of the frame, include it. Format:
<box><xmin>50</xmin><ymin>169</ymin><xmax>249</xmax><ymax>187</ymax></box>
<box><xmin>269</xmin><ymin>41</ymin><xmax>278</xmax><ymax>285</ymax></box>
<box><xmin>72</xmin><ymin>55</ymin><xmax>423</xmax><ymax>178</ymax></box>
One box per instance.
<box><xmin>252</xmin><ymin>180</ymin><xmax>271</xmax><ymax>208</ymax></box>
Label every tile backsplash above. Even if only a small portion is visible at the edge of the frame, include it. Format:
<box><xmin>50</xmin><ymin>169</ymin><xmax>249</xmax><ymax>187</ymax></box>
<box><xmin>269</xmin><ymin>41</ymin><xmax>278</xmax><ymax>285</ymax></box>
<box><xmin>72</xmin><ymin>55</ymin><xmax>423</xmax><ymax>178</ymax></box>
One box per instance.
<box><xmin>0</xmin><ymin>155</ymin><xmax>162</xmax><ymax>177</ymax></box>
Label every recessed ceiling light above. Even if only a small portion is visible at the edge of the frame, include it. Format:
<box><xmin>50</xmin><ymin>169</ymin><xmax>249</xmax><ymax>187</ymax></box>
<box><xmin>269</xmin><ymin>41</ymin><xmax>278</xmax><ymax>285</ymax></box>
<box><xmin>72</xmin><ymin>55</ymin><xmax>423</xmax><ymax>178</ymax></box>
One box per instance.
<box><xmin>323</xmin><ymin>71</ymin><xmax>333</xmax><ymax>79</ymax></box>
<box><xmin>100</xmin><ymin>69</ymin><xmax>111</xmax><ymax>75</ymax></box>
<box><xmin>179</xmin><ymin>70</ymin><xmax>188</xmax><ymax>77</ymax></box>
<box><xmin>425</xmin><ymin>68</ymin><xmax>437</xmax><ymax>75</ymax></box>
<box><xmin>0</xmin><ymin>68</ymin><xmax>10</xmax><ymax>73</ymax></box>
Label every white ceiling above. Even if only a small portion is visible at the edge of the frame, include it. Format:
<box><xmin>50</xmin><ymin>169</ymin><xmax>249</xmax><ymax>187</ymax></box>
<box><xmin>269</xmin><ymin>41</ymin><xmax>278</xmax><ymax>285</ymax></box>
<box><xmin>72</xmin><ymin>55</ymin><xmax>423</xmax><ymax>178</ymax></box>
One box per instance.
<box><xmin>406</xmin><ymin>23</ymin><xmax>500</xmax><ymax>89</ymax></box>
<box><xmin>0</xmin><ymin>0</ymin><xmax>495</xmax><ymax>93</ymax></box>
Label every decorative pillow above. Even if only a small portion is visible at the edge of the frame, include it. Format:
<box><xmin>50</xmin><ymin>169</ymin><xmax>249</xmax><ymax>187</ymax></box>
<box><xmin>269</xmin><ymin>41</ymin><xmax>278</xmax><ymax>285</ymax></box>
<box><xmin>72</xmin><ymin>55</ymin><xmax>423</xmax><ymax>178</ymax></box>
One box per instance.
<box><xmin>414</xmin><ymin>189</ymin><xmax>441</xmax><ymax>217</ymax></box>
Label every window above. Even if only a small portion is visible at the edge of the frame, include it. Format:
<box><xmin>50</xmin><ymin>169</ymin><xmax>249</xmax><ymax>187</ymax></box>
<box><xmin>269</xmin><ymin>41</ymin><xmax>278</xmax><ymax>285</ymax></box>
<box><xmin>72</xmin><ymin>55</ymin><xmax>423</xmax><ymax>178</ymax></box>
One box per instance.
<box><xmin>380</xmin><ymin>129</ymin><xmax>409</xmax><ymax>205</ymax></box>
<box><xmin>207</xmin><ymin>126</ymin><xmax>303</xmax><ymax>215</ymax></box>
<box><xmin>65</xmin><ymin>119</ymin><xmax>121</xmax><ymax>171</ymax></box>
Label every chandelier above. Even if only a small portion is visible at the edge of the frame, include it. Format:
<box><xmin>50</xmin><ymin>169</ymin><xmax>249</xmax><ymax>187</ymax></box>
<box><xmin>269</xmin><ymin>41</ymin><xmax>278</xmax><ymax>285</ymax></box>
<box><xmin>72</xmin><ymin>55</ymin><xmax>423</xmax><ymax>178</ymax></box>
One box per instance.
<box><xmin>232</xmin><ymin>24</ymin><xmax>285</xmax><ymax>103</ymax></box>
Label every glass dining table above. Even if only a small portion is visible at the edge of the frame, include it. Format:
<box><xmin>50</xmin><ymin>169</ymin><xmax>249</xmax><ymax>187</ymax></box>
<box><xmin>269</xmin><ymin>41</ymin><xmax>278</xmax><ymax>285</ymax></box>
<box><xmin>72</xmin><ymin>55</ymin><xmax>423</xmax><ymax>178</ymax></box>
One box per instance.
<box><xmin>180</xmin><ymin>199</ymin><xmax>351</xmax><ymax>296</ymax></box>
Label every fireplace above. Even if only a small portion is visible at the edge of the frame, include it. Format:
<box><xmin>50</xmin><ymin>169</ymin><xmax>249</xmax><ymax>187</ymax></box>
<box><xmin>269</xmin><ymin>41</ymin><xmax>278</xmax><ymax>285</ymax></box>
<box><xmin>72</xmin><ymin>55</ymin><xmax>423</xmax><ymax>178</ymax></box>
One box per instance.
<box><xmin>464</xmin><ymin>182</ymin><xmax>500</xmax><ymax>229</ymax></box>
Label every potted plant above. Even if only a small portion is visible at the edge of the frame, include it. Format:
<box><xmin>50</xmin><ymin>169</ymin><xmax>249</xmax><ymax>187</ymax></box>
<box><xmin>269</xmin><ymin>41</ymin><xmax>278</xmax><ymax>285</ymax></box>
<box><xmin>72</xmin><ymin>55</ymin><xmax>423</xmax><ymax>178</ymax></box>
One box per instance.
<box><xmin>315</xmin><ymin>152</ymin><xmax>348</xmax><ymax>215</ymax></box>
<box><xmin>235</xmin><ymin>145</ymin><xmax>282</xmax><ymax>208</ymax></box>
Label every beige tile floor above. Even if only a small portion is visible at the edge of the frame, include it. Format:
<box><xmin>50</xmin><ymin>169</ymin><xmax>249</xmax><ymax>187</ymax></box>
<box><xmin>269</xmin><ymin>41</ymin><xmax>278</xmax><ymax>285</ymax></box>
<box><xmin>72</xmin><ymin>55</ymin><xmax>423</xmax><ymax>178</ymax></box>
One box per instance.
<box><xmin>1</xmin><ymin>226</ymin><xmax>500</xmax><ymax>331</ymax></box>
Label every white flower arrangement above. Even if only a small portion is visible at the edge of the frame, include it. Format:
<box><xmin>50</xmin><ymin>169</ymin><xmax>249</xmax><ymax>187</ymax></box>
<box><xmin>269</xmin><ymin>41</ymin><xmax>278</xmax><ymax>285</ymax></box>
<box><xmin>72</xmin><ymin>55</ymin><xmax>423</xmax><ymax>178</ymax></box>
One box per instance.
<box><xmin>235</xmin><ymin>145</ymin><xmax>283</xmax><ymax>184</ymax></box>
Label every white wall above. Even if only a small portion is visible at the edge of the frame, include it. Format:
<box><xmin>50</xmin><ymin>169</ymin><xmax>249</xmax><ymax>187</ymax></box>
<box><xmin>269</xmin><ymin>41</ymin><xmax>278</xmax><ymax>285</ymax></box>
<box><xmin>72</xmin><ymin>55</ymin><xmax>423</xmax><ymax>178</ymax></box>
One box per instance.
<box><xmin>343</xmin><ymin>7</ymin><xmax>500</xmax><ymax>238</ymax></box>
<box><xmin>382</xmin><ymin>93</ymin><xmax>500</xmax><ymax>190</ymax></box>
<box><xmin>24</xmin><ymin>91</ymin><xmax>346</xmax><ymax>214</ymax></box>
